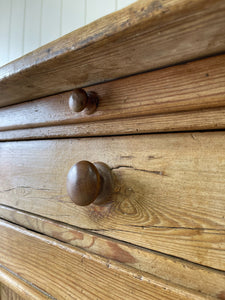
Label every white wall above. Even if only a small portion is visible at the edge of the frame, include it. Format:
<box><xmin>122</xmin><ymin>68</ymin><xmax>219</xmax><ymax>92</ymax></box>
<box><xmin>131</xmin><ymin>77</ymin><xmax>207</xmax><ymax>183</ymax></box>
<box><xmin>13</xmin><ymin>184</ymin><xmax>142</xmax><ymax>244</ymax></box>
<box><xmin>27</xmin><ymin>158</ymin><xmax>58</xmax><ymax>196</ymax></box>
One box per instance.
<box><xmin>0</xmin><ymin>0</ymin><xmax>136</xmax><ymax>67</ymax></box>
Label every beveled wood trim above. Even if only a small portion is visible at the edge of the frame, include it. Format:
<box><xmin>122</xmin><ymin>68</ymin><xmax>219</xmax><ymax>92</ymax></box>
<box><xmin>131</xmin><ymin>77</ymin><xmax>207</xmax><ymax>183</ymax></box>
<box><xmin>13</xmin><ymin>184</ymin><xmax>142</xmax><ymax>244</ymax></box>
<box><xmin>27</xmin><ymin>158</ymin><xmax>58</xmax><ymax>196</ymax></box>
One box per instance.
<box><xmin>1</xmin><ymin>106</ymin><xmax>225</xmax><ymax>141</ymax></box>
<box><xmin>0</xmin><ymin>266</ymin><xmax>51</xmax><ymax>300</ymax></box>
<box><xmin>0</xmin><ymin>0</ymin><xmax>225</xmax><ymax>107</ymax></box>
<box><xmin>1</xmin><ymin>54</ymin><xmax>225</xmax><ymax>132</ymax></box>
<box><xmin>1</xmin><ymin>205</ymin><xmax>225</xmax><ymax>298</ymax></box>
<box><xmin>0</xmin><ymin>220</ymin><xmax>213</xmax><ymax>300</ymax></box>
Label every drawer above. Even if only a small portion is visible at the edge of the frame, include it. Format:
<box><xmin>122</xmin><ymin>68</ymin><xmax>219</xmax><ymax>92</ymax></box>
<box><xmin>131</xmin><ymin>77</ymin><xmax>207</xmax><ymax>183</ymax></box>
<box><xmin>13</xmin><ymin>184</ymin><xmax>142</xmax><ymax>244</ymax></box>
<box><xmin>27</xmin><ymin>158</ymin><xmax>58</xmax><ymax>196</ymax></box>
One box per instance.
<box><xmin>1</xmin><ymin>132</ymin><xmax>225</xmax><ymax>271</ymax></box>
<box><xmin>1</xmin><ymin>220</ymin><xmax>208</xmax><ymax>300</ymax></box>
<box><xmin>1</xmin><ymin>53</ymin><xmax>225</xmax><ymax>141</ymax></box>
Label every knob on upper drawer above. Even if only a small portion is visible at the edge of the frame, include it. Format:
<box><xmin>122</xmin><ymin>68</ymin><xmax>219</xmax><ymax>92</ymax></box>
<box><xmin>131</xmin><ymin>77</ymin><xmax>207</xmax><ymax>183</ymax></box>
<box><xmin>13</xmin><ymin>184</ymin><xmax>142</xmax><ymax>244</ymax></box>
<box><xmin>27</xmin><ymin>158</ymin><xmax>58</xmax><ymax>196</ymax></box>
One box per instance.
<box><xmin>69</xmin><ymin>88</ymin><xmax>98</xmax><ymax>115</ymax></box>
<box><xmin>67</xmin><ymin>161</ymin><xmax>113</xmax><ymax>206</ymax></box>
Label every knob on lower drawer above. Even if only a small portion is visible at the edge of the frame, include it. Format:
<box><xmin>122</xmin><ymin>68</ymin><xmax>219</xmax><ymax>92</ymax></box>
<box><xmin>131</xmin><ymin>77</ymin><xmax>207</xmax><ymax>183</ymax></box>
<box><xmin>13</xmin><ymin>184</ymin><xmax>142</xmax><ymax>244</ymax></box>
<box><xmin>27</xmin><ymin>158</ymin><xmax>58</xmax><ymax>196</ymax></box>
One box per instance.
<box><xmin>67</xmin><ymin>161</ymin><xmax>113</xmax><ymax>206</ymax></box>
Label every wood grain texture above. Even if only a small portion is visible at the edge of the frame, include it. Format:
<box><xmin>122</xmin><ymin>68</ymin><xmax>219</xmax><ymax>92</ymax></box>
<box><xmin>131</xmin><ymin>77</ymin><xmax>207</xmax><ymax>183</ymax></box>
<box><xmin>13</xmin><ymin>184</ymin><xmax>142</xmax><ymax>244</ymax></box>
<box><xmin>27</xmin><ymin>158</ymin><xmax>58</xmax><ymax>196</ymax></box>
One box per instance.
<box><xmin>0</xmin><ymin>267</ymin><xmax>49</xmax><ymax>300</ymax></box>
<box><xmin>0</xmin><ymin>284</ymin><xmax>24</xmax><ymax>300</ymax></box>
<box><xmin>2</xmin><ymin>106</ymin><xmax>225</xmax><ymax>141</ymax></box>
<box><xmin>1</xmin><ymin>0</ymin><xmax>225</xmax><ymax>107</ymax></box>
<box><xmin>1</xmin><ymin>53</ymin><xmax>225</xmax><ymax>131</ymax></box>
<box><xmin>0</xmin><ymin>220</ymin><xmax>214</xmax><ymax>300</ymax></box>
<box><xmin>1</xmin><ymin>132</ymin><xmax>225</xmax><ymax>270</ymax></box>
<box><xmin>1</xmin><ymin>205</ymin><xmax>225</xmax><ymax>298</ymax></box>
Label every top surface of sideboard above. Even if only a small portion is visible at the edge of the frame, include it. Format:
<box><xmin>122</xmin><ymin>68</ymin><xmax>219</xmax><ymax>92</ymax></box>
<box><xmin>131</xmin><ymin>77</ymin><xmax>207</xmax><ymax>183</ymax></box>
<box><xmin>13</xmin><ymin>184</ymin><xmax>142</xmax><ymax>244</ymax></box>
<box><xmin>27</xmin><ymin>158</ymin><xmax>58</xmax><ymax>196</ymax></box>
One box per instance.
<box><xmin>0</xmin><ymin>0</ymin><xmax>225</xmax><ymax>108</ymax></box>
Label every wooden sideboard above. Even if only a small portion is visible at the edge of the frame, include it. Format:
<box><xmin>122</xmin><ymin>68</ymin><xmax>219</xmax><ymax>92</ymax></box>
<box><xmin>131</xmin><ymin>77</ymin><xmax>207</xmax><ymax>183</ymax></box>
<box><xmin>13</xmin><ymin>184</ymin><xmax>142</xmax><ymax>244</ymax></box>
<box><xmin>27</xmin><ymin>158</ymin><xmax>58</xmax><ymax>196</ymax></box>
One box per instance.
<box><xmin>1</xmin><ymin>0</ymin><xmax>225</xmax><ymax>299</ymax></box>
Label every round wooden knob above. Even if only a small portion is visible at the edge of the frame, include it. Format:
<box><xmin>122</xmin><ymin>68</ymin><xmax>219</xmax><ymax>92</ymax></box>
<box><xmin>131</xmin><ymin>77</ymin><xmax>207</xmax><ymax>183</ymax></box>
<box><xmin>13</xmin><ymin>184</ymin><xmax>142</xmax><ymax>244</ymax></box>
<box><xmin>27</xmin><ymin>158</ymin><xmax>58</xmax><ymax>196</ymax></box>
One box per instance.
<box><xmin>67</xmin><ymin>161</ymin><xmax>113</xmax><ymax>206</ymax></box>
<box><xmin>69</xmin><ymin>88</ymin><xmax>98</xmax><ymax>114</ymax></box>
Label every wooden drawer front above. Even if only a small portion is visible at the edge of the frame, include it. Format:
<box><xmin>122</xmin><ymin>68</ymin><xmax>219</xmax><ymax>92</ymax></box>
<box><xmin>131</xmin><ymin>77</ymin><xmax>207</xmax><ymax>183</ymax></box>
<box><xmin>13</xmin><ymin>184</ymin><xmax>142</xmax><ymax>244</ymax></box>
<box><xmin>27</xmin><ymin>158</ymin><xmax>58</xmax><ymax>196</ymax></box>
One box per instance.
<box><xmin>1</xmin><ymin>54</ymin><xmax>225</xmax><ymax>134</ymax></box>
<box><xmin>1</xmin><ymin>132</ymin><xmax>225</xmax><ymax>271</ymax></box>
<box><xmin>0</xmin><ymin>221</ymin><xmax>208</xmax><ymax>300</ymax></box>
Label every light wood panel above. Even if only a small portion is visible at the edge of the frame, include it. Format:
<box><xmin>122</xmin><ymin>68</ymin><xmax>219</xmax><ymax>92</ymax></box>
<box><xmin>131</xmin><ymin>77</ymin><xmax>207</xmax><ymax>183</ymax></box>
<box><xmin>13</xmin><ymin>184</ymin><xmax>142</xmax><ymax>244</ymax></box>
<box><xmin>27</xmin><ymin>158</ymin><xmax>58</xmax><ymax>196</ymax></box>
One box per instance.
<box><xmin>1</xmin><ymin>284</ymin><xmax>24</xmax><ymax>300</ymax></box>
<box><xmin>61</xmin><ymin>0</ymin><xmax>85</xmax><ymax>35</ymax></box>
<box><xmin>0</xmin><ymin>0</ymin><xmax>11</xmax><ymax>66</ymax></box>
<box><xmin>24</xmin><ymin>0</ymin><xmax>42</xmax><ymax>54</ymax></box>
<box><xmin>0</xmin><ymin>220</ymin><xmax>214</xmax><ymax>300</ymax></box>
<box><xmin>117</xmin><ymin>0</ymin><xmax>136</xmax><ymax>9</ymax></box>
<box><xmin>1</xmin><ymin>0</ymin><xmax>225</xmax><ymax>107</ymax></box>
<box><xmin>1</xmin><ymin>205</ymin><xmax>225</xmax><ymax>298</ymax></box>
<box><xmin>86</xmin><ymin>0</ymin><xmax>116</xmax><ymax>23</ymax></box>
<box><xmin>9</xmin><ymin>0</ymin><xmax>25</xmax><ymax>62</ymax></box>
<box><xmin>41</xmin><ymin>0</ymin><xmax>61</xmax><ymax>46</ymax></box>
<box><xmin>1</xmin><ymin>106</ymin><xmax>225</xmax><ymax>141</ymax></box>
<box><xmin>1</xmin><ymin>54</ymin><xmax>225</xmax><ymax>132</ymax></box>
<box><xmin>0</xmin><ymin>267</ymin><xmax>51</xmax><ymax>300</ymax></box>
<box><xmin>1</xmin><ymin>132</ymin><xmax>225</xmax><ymax>270</ymax></box>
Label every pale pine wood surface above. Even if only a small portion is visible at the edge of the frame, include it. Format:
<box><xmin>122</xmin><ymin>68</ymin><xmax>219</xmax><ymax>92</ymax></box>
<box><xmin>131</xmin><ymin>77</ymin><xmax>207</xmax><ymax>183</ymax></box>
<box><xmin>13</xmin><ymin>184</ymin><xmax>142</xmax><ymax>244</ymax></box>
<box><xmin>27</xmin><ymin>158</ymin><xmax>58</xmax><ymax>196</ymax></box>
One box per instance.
<box><xmin>2</xmin><ymin>106</ymin><xmax>225</xmax><ymax>141</ymax></box>
<box><xmin>0</xmin><ymin>220</ymin><xmax>214</xmax><ymax>300</ymax></box>
<box><xmin>0</xmin><ymin>54</ymin><xmax>225</xmax><ymax>132</ymax></box>
<box><xmin>0</xmin><ymin>284</ymin><xmax>24</xmax><ymax>300</ymax></box>
<box><xmin>1</xmin><ymin>0</ymin><xmax>225</xmax><ymax>107</ymax></box>
<box><xmin>1</xmin><ymin>205</ymin><xmax>225</xmax><ymax>298</ymax></box>
<box><xmin>1</xmin><ymin>132</ymin><xmax>225</xmax><ymax>270</ymax></box>
<box><xmin>0</xmin><ymin>268</ymin><xmax>50</xmax><ymax>300</ymax></box>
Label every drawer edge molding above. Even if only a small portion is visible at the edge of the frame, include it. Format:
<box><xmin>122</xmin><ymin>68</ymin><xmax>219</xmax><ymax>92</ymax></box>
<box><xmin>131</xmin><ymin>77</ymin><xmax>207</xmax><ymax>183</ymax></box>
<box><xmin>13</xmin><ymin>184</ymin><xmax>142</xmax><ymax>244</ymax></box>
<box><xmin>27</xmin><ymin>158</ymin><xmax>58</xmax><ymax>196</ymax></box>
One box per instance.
<box><xmin>1</xmin><ymin>106</ymin><xmax>225</xmax><ymax>141</ymax></box>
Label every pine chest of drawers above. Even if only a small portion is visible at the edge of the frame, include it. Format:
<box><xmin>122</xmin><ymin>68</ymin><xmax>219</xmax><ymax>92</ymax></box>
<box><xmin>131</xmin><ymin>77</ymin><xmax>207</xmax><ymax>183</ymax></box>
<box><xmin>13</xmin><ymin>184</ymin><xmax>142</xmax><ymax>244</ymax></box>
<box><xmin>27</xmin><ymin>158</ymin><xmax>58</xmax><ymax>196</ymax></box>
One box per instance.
<box><xmin>1</xmin><ymin>0</ymin><xmax>225</xmax><ymax>299</ymax></box>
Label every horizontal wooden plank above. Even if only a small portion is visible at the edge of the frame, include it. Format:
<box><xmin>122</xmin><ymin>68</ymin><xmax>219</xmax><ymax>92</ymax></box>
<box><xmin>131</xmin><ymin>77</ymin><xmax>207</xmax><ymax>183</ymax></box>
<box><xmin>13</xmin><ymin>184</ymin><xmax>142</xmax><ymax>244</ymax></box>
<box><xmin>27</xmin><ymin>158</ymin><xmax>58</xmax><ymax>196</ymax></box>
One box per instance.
<box><xmin>1</xmin><ymin>54</ymin><xmax>225</xmax><ymax>131</ymax></box>
<box><xmin>0</xmin><ymin>0</ymin><xmax>225</xmax><ymax>107</ymax></box>
<box><xmin>0</xmin><ymin>220</ymin><xmax>213</xmax><ymax>300</ymax></box>
<box><xmin>2</xmin><ymin>106</ymin><xmax>225</xmax><ymax>141</ymax></box>
<box><xmin>1</xmin><ymin>205</ymin><xmax>225</xmax><ymax>298</ymax></box>
<box><xmin>0</xmin><ymin>132</ymin><xmax>225</xmax><ymax>270</ymax></box>
<box><xmin>0</xmin><ymin>267</ymin><xmax>50</xmax><ymax>300</ymax></box>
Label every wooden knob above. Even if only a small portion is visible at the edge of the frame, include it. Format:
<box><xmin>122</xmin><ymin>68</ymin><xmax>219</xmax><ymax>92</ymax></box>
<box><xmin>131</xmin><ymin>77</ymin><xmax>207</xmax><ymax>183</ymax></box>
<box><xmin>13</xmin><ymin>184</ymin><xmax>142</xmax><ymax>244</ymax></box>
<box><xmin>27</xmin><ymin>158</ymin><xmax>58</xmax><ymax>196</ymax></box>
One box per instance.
<box><xmin>67</xmin><ymin>161</ymin><xmax>113</xmax><ymax>206</ymax></box>
<box><xmin>69</xmin><ymin>88</ymin><xmax>98</xmax><ymax>114</ymax></box>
